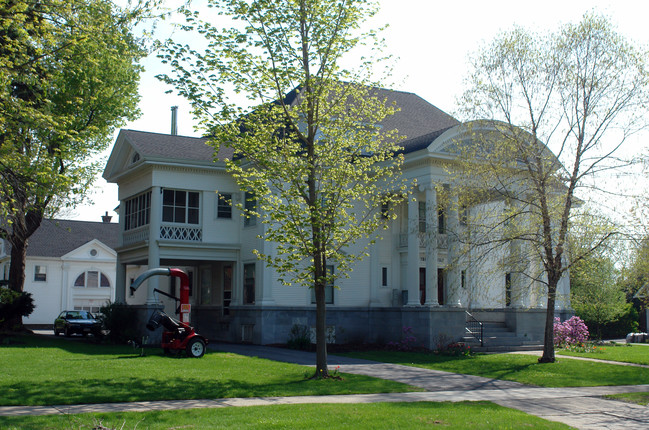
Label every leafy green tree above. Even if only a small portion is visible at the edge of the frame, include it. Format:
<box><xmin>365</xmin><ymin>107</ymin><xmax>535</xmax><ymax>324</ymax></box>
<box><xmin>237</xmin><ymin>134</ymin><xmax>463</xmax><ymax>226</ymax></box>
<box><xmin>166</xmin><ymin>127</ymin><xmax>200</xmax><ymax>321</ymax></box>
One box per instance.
<box><xmin>618</xmin><ymin>236</ymin><xmax>649</xmax><ymax>333</ymax></box>
<box><xmin>620</xmin><ymin>237</ymin><xmax>649</xmax><ymax>298</ymax></box>
<box><xmin>0</xmin><ymin>0</ymin><xmax>154</xmax><ymax>328</ymax></box>
<box><xmin>568</xmin><ymin>210</ymin><xmax>628</xmax><ymax>338</ymax></box>
<box><xmin>455</xmin><ymin>14</ymin><xmax>648</xmax><ymax>362</ymax></box>
<box><xmin>159</xmin><ymin>0</ymin><xmax>405</xmax><ymax>377</ymax></box>
<box><xmin>570</xmin><ymin>254</ymin><xmax>626</xmax><ymax>338</ymax></box>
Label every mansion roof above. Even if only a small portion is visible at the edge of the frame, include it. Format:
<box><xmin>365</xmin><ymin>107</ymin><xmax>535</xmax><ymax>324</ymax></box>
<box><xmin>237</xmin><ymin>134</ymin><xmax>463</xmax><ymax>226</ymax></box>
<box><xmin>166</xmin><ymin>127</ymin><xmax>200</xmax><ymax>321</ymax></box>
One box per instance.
<box><xmin>116</xmin><ymin>88</ymin><xmax>459</xmax><ymax>164</ymax></box>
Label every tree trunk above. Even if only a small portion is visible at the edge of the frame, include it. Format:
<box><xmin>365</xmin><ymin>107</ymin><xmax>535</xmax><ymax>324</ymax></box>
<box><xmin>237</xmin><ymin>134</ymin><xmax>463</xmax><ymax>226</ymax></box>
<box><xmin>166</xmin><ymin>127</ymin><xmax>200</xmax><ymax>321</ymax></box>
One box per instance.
<box><xmin>5</xmin><ymin>210</ymin><xmax>43</xmax><ymax>330</ymax></box>
<box><xmin>314</xmin><ymin>281</ymin><xmax>328</xmax><ymax>378</ymax></box>
<box><xmin>5</xmin><ymin>234</ymin><xmax>28</xmax><ymax>330</ymax></box>
<box><xmin>539</xmin><ymin>279</ymin><xmax>558</xmax><ymax>363</ymax></box>
<box><xmin>8</xmin><ymin>239</ymin><xmax>27</xmax><ymax>294</ymax></box>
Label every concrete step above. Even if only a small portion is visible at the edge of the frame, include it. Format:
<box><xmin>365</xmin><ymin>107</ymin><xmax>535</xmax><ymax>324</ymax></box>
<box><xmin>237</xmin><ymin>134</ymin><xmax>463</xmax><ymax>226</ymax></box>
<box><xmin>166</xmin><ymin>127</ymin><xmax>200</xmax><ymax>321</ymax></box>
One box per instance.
<box><xmin>463</xmin><ymin>336</ymin><xmax>538</xmax><ymax>346</ymax></box>
<box><xmin>464</xmin><ymin>319</ymin><xmax>540</xmax><ymax>352</ymax></box>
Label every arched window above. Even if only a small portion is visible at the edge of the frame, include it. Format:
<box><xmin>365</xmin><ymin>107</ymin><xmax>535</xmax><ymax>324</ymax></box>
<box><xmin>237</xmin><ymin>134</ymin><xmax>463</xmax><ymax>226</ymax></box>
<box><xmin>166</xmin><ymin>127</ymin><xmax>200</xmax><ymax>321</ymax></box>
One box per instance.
<box><xmin>74</xmin><ymin>271</ymin><xmax>110</xmax><ymax>288</ymax></box>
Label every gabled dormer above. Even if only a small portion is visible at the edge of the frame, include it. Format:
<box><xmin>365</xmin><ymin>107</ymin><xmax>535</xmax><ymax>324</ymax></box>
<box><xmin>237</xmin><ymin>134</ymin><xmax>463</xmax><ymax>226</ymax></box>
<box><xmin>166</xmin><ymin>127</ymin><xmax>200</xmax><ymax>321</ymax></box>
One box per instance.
<box><xmin>103</xmin><ymin>129</ymin><xmax>233</xmax><ymax>184</ymax></box>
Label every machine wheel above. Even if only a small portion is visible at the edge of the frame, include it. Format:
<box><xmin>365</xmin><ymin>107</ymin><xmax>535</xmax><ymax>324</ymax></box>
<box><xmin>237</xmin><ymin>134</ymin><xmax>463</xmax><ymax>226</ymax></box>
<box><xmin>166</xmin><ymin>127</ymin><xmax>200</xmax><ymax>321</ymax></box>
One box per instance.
<box><xmin>186</xmin><ymin>338</ymin><xmax>205</xmax><ymax>358</ymax></box>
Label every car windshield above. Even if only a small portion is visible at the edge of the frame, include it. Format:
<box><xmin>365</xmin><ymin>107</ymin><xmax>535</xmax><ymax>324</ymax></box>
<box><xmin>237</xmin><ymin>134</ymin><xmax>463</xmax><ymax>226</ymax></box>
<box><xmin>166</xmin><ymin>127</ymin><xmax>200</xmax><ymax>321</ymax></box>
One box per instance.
<box><xmin>67</xmin><ymin>311</ymin><xmax>94</xmax><ymax>320</ymax></box>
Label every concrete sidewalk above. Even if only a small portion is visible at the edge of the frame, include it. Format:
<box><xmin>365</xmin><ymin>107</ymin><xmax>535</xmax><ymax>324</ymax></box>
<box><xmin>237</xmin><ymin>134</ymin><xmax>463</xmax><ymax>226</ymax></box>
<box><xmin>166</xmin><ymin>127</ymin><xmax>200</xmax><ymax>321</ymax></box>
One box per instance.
<box><xmin>2</xmin><ymin>343</ymin><xmax>649</xmax><ymax>429</ymax></box>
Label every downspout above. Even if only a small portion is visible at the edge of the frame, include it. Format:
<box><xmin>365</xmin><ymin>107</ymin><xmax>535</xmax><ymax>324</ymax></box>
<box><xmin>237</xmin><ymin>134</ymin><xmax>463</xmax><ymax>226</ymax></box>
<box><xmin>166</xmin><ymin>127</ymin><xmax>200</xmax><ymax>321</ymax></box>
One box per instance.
<box><xmin>131</xmin><ymin>267</ymin><xmax>191</xmax><ymax>322</ymax></box>
<box><xmin>130</xmin><ymin>268</ymin><xmax>171</xmax><ymax>296</ymax></box>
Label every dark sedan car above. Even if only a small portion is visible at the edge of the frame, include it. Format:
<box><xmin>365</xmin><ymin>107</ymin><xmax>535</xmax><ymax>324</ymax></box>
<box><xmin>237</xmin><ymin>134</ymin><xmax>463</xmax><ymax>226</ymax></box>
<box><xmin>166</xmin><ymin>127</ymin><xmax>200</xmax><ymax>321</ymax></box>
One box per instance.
<box><xmin>54</xmin><ymin>310</ymin><xmax>102</xmax><ymax>337</ymax></box>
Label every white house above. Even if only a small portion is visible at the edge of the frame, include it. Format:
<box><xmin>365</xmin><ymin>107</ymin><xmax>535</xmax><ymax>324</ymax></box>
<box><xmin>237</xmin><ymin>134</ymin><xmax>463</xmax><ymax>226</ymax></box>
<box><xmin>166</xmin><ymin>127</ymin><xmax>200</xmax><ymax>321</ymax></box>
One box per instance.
<box><xmin>102</xmin><ymin>89</ymin><xmax>571</xmax><ymax>348</ymax></box>
<box><xmin>0</xmin><ymin>219</ymin><xmax>119</xmax><ymax>327</ymax></box>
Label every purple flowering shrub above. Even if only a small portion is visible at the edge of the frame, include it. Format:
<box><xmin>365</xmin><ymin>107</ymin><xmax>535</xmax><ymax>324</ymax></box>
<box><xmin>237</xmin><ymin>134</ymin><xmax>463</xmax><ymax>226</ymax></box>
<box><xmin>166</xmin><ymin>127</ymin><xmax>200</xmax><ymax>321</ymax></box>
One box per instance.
<box><xmin>554</xmin><ymin>316</ymin><xmax>589</xmax><ymax>347</ymax></box>
<box><xmin>387</xmin><ymin>326</ymin><xmax>418</xmax><ymax>351</ymax></box>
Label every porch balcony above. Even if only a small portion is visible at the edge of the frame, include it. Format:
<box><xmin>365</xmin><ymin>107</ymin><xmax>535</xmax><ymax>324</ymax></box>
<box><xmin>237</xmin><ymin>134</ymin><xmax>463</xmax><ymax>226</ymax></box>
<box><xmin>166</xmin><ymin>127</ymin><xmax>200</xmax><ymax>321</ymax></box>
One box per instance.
<box><xmin>399</xmin><ymin>232</ymin><xmax>448</xmax><ymax>249</ymax></box>
<box><xmin>122</xmin><ymin>223</ymin><xmax>203</xmax><ymax>247</ymax></box>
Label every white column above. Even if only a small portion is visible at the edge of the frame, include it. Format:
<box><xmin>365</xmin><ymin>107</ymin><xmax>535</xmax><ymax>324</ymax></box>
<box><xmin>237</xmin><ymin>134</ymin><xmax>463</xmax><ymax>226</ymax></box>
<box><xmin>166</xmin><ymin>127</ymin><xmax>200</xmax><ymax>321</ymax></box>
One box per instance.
<box><xmin>61</xmin><ymin>262</ymin><xmax>70</xmax><ymax>311</ymax></box>
<box><xmin>114</xmin><ymin>198</ymin><xmax>127</xmax><ymax>304</ymax></box>
<box><xmin>147</xmin><ymin>186</ymin><xmax>162</xmax><ymax>304</ymax></box>
<box><xmin>406</xmin><ymin>197</ymin><xmax>420</xmax><ymax>306</ymax></box>
<box><xmin>369</xmin><ymin>235</ymin><xmax>381</xmax><ymax>306</ymax></box>
<box><xmin>446</xmin><ymin>192</ymin><xmax>461</xmax><ymax>306</ymax></box>
<box><xmin>510</xmin><ymin>239</ymin><xmax>525</xmax><ymax>308</ymax></box>
<box><xmin>424</xmin><ymin>186</ymin><xmax>439</xmax><ymax>306</ymax></box>
<box><xmin>259</xmin><ymin>227</ymin><xmax>276</xmax><ymax>305</ymax></box>
<box><xmin>115</xmin><ymin>258</ymin><xmax>126</xmax><ymax>303</ymax></box>
<box><xmin>117</xmin><ymin>198</ymin><xmax>125</xmax><ymax>248</ymax></box>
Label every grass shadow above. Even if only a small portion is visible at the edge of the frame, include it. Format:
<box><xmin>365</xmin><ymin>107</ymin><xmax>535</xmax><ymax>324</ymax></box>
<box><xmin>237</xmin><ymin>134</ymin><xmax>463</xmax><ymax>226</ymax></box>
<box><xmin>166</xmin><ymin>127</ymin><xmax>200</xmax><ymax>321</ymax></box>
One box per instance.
<box><xmin>1</xmin><ymin>336</ymin><xmax>417</xmax><ymax>406</ymax></box>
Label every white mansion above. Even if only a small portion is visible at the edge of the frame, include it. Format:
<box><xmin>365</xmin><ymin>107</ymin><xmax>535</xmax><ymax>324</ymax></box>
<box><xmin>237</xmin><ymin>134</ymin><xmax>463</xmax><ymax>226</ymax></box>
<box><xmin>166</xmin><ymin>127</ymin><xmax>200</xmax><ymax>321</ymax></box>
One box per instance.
<box><xmin>103</xmin><ymin>88</ymin><xmax>571</xmax><ymax>348</ymax></box>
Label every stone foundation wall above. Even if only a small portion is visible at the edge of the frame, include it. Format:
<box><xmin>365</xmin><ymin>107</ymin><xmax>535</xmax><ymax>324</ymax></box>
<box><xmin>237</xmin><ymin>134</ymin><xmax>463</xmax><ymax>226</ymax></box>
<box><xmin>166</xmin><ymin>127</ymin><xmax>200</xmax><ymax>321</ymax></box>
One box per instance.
<box><xmin>201</xmin><ymin>306</ymin><xmax>468</xmax><ymax>348</ymax></box>
<box><xmin>128</xmin><ymin>305</ymin><xmax>561</xmax><ymax>347</ymax></box>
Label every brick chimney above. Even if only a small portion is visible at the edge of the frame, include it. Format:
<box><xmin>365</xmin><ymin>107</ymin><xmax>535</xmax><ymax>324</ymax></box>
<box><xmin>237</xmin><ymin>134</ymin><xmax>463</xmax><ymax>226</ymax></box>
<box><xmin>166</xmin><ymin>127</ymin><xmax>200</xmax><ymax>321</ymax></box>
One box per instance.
<box><xmin>101</xmin><ymin>211</ymin><xmax>112</xmax><ymax>223</ymax></box>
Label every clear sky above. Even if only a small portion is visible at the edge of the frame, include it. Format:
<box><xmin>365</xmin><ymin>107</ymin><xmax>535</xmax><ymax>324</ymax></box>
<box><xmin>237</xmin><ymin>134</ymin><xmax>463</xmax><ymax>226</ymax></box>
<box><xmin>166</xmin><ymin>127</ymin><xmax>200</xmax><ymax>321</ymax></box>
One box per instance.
<box><xmin>68</xmin><ymin>0</ymin><xmax>649</xmax><ymax>222</ymax></box>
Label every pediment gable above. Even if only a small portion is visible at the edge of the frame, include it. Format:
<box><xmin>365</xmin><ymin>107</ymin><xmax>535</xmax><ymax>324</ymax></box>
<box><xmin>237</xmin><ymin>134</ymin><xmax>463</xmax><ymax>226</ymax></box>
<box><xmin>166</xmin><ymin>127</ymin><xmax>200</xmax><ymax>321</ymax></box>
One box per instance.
<box><xmin>103</xmin><ymin>130</ymin><xmax>143</xmax><ymax>182</ymax></box>
<box><xmin>103</xmin><ymin>129</ymin><xmax>231</xmax><ymax>183</ymax></box>
<box><xmin>61</xmin><ymin>239</ymin><xmax>116</xmax><ymax>261</ymax></box>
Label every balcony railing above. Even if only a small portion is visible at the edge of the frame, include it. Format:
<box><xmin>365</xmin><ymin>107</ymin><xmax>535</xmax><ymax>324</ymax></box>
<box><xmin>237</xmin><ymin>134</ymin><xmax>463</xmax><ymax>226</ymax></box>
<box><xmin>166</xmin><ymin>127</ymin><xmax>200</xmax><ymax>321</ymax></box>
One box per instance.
<box><xmin>123</xmin><ymin>226</ymin><xmax>149</xmax><ymax>246</ymax></box>
<box><xmin>399</xmin><ymin>232</ymin><xmax>448</xmax><ymax>249</ymax></box>
<box><xmin>160</xmin><ymin>225</ymin><xmax>202</xmax><ymax>242</ymax></box>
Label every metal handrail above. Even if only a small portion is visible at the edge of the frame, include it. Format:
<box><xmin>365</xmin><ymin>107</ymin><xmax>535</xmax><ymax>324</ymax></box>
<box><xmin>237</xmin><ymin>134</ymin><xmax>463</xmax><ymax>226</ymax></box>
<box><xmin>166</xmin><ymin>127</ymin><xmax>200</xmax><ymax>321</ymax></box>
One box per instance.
<box><xmin>465</xmin><ymin>311</ymin><xmax>484</xmax><ymax>346</ymax></box>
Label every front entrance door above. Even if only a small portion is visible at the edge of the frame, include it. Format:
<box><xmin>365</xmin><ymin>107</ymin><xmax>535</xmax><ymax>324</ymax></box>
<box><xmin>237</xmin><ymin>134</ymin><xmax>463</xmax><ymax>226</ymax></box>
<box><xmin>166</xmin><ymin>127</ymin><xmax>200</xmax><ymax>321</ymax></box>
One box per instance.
<box><xmin>419</xmin><ymin>268</ymin><xmax>426</xmax><ymax>305</ymax></box>
<box><xmin>505</xmin><ymin>272</ymin><xmax>512</xmax><ymax>307</ymax></box>
<box><xmin>223</xmin><ymin>264</ymin><xmax>232</xmax><ymax>315</ymax></box>
<box><xmin>438</xmin><ymin>268</ymin><xmax>445</xmax><ymax>305</ymax></box>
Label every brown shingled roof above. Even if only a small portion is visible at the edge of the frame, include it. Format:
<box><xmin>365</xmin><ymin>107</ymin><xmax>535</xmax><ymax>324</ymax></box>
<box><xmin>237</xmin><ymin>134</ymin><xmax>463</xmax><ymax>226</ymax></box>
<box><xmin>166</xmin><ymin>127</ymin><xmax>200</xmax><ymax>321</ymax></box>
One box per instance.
<box><xmin>283</xmin><ymin>86</ymin><xmax>460</xmax><ymax>153</ymax></box>
<box><xmin>376</xmin><ymin>88</ymin><xmax>460</xmax><ymax>151</ymax></box>
<box><xmin>119</xmin><ymin>89</ymin><xmax>458</xmax><ymax>163</ymax></box>
<box><xmin>121</xmin><ymin>129</ymin><xmax>234</xmax><ymax>163</ymax></box>
<box><xmin>21</xmin><ymin>219</ymin><xmax>119</xmax><ymax>258</ymax></box>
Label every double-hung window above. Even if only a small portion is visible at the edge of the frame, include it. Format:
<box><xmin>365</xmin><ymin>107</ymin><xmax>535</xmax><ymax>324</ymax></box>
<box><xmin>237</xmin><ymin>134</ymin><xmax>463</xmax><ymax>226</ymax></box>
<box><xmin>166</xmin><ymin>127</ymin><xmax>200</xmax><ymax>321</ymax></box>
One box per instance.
<box><xmin>418</xmin><ymin>201</ymin><xmax>426</xmax><ymax>233</ymax></box>
<box><xmin>34</xmin><ymin>265</ymin><xmax>47</xmax><ymax>282</ymax></box>
<box><xmin>244</xmin><ymin>192</ymin><xmax>257</xmax><ymax>226</ymax></box>
<box><xmin>381</xmin><ymin>267</ymin><xmax>389</xmax><ymax>287</ymax></box>
<box><xmin>381</xmin><ymin>202</ymin><xmax>390</xmax><ymax>219</ymax></box>
<box><xmin>163</xmin><ymin>189</ymin><xmax>199</xmax><ymax>224</ymax></box>
<box><xmin>438</xmin><ymin>206</ymin><xmax>446</xmax><ymax>234</ymax></box>
<box><xmin>217</xmin><ymin>193</ymin><xmax>232</xmax><ymax>219</ymax></box>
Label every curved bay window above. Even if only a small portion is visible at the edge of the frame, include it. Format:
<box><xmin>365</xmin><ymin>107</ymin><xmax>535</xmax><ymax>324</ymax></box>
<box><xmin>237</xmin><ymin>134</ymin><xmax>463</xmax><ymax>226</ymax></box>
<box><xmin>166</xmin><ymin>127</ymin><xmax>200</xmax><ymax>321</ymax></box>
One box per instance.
<box><xmin>74</xmin><ymin>271</ymin><xmax>111</xmax><ymax>288</ymax></box>
<box><xmin>124</xmin><ymin>192</ymin><xmax>151</xmax><ymax>231</ymax></box>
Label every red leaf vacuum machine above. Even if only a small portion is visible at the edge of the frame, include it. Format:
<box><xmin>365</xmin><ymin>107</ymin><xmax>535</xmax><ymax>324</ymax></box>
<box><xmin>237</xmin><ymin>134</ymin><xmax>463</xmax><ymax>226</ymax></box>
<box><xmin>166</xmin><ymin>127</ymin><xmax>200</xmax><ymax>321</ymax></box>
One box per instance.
<box><xmin>130</xmin><ymin>268</ymin><xmax>208</xmax><ymax>357</ymax></box>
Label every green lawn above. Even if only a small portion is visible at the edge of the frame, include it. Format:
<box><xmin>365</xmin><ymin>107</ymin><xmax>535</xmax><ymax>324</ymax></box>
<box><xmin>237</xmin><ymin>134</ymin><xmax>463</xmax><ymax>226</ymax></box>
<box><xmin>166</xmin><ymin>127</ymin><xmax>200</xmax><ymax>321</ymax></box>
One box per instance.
<box><xmin>604</xmin><ymin>392</ymin><xmax>649</xmax><ymax>406</ymax></box>
<box><xmin>0</xmin><ymin>335</ymin><xmax>418</xmax><ymax>406</ymax></box>
<box><xmin>342</xmin><ymin>350</ymin><xmax>649</xmax><ymax>387</ymax></box>
<box><xmin>557</xmin><ymin>343</ymin><xmax>649</xmax><ymax>365</ymax></box>
<box><xmin>0</xmin><ymin>401</ymin><xmax>572</xmax><ymax>429</ymax></box>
